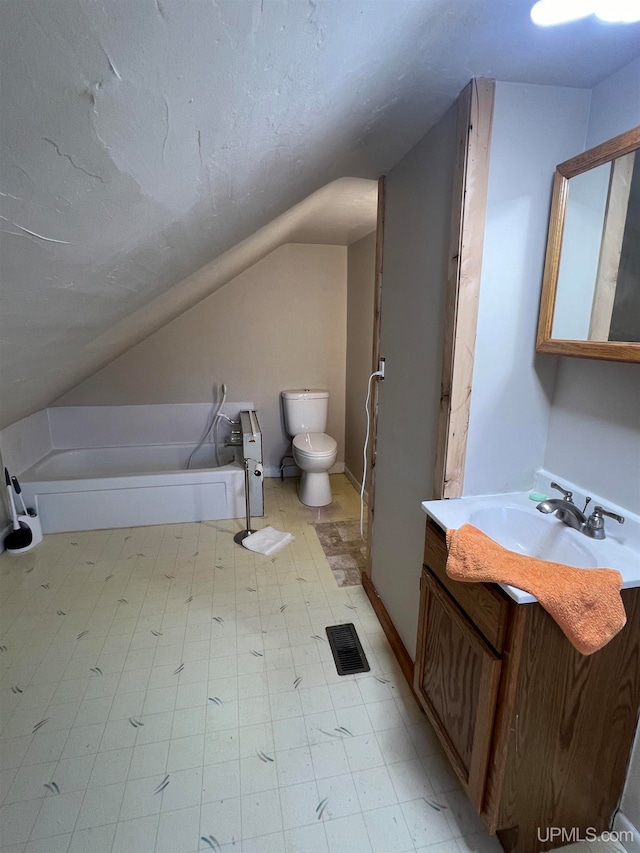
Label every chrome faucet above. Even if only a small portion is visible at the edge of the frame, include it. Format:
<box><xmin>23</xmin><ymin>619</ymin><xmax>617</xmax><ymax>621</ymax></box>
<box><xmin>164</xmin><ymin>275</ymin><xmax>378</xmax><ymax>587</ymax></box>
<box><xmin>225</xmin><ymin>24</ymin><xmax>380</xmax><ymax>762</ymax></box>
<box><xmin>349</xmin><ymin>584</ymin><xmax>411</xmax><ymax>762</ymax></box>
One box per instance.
<box><xmin>536</xmin><ymin>494</ymin><xmax>587</xmax><ymax>531</ymax></box>
<box><xmin>536</xmin><ymin>482</ymin><xmax>624</xmax><ymax>539</ymax></box>
<box><xmin>583</xmin><ymin>505</ymin><xmax>625</xmax><ymax>540</ymax></box>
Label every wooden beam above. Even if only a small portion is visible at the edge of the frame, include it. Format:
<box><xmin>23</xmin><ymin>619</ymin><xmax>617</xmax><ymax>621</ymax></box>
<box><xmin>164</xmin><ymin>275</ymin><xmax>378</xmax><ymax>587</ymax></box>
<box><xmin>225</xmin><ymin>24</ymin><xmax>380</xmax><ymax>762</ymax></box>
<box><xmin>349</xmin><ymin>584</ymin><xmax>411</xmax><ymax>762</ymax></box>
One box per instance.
<box><xmin>434</xmin><ymin>79</ymin><xmax>495</xmax><ymax>499</ymax></box>
<box><xmin>589</xmin><ymin>153</ymin><xmax>634</xmax><ymax>341</ymax></box>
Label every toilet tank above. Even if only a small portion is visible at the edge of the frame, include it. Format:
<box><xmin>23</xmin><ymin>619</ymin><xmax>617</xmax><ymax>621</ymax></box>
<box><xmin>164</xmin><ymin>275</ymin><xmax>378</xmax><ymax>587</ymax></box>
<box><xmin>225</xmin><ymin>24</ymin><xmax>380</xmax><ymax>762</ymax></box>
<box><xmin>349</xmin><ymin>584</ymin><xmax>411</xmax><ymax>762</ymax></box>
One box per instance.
<box><xmin>282</xmin><ymin>389</ymin><xmax>329</xmax><ymax>435</ymax></box>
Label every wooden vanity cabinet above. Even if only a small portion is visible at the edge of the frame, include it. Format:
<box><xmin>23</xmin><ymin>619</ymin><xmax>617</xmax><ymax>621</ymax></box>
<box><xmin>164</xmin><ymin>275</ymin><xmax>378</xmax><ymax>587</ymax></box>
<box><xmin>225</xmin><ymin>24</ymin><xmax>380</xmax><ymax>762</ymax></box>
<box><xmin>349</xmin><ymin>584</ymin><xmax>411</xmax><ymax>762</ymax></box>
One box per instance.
<box><xmin>414</xmin><ymin>518</ymin><xmax>640</xmax><ymax>853</ymax></box>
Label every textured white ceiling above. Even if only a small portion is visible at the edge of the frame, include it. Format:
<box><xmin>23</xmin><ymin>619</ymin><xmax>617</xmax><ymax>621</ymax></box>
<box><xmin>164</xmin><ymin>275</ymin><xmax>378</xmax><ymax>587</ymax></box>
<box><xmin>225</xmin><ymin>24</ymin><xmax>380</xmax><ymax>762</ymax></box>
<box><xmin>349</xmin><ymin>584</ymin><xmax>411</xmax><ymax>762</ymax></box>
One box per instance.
<box><xmin>1</xmin><ymin>0</ymin><xmax>639</xmax><ymax>428</ymax></box>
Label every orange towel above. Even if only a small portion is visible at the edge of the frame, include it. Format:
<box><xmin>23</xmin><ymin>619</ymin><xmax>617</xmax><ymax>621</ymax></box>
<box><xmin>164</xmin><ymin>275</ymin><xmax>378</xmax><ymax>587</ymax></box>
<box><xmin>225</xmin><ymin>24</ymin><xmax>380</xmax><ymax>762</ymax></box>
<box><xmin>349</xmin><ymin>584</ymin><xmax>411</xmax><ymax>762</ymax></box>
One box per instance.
<box><xmin>446</xmin><ymin>524</ymin><xmax>627</xmax><ymax>655</ymax></box>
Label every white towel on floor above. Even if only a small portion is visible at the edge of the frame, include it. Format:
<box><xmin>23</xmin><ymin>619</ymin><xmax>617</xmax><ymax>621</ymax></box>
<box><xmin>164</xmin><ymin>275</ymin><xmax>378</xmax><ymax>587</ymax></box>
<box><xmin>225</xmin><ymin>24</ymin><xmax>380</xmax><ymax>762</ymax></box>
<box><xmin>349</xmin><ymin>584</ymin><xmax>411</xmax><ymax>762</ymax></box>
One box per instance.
<box><xmin>241</xmin><ymin>526</ymin><xmax>294</xmax><ymax>556</ymax></box>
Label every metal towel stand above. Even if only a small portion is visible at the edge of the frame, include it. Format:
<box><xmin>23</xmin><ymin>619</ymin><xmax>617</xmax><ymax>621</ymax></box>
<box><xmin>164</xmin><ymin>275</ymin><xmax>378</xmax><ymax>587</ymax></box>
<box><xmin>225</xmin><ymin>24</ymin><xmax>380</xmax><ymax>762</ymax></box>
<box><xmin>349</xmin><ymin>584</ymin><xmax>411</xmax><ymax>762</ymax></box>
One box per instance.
<box><xmin>234</xmin><ymin>411</ymin><xmax>263</xmax><ymax>545</ymax></box>
<box><xmin>234</xmin><ymin>457</ymin><xmax>257</xmax><ymax>545</ymax></box>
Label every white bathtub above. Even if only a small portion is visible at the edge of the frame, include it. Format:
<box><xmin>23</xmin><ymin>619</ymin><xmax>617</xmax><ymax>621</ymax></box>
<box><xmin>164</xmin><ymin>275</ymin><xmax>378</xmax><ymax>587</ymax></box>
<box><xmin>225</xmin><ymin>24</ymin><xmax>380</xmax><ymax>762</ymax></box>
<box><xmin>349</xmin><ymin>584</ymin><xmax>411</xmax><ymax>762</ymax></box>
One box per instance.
<box><xmin>20</xmin><ymin>444</ymin><xmax>248</xmax><ymax>534</ymax></box>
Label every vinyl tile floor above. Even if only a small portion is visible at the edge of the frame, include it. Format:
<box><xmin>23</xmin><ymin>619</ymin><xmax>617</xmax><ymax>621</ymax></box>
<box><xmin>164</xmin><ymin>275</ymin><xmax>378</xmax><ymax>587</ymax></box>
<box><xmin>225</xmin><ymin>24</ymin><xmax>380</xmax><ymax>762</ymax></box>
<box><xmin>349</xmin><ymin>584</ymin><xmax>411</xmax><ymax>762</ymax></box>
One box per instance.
<box><xmin>0</xmin><ymin>476</ymin><xmax>621</xmax><ymax>853</ymax></box>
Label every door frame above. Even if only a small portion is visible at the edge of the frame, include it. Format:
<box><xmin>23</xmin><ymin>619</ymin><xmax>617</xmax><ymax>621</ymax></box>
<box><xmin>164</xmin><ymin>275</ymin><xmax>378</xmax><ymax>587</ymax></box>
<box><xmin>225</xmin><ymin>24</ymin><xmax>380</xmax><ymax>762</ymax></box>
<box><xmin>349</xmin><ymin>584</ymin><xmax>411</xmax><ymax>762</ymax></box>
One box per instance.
<box><xmin>364</xmin><ymin>175</ymin><xmax>385</xmax><ymax>578</ymax></box>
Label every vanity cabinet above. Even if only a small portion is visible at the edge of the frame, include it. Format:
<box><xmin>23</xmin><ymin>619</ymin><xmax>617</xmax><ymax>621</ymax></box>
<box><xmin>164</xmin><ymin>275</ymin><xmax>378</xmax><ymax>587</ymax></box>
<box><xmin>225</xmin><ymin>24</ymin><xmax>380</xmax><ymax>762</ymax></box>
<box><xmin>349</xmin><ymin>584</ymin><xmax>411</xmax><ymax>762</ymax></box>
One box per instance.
<box><xmin>414</xmin><ymin>518</ymin><xmax>640</xmax><ymax>853</ymax></box>
<box><xmin>416</xmin><ymin>571</ymin><xmax>502</xmax><ymax>811</ymax></box>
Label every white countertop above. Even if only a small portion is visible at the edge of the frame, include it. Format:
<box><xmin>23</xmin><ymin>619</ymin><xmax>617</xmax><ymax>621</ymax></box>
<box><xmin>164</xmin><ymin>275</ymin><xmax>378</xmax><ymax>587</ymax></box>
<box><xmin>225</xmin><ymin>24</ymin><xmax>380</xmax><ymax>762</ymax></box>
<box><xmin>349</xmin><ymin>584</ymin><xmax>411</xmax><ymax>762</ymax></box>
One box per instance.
<box><xmin>421</xmin><ymin>490</ymin><xmax>640</xmax><ymax>605</ymax></box>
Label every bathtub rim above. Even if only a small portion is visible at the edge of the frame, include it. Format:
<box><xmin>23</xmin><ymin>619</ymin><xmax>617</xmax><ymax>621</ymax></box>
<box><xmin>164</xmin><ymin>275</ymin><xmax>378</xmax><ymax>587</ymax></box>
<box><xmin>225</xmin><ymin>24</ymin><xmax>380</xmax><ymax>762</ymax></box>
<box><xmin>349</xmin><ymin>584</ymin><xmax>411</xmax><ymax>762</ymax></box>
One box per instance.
<box><xmin>19</xmin><ymin>444</ymin><xmax>241</xmax><ymax>487</ymax></box>
<box><xmin>19</xmin><ymin>457</ymin><xmax>249</xmax><ymax>534</ymax></box>
<box><xmin>20</xmin><ymin>464</ymin><xmax>244</xmax><ymax>497</ymax></box>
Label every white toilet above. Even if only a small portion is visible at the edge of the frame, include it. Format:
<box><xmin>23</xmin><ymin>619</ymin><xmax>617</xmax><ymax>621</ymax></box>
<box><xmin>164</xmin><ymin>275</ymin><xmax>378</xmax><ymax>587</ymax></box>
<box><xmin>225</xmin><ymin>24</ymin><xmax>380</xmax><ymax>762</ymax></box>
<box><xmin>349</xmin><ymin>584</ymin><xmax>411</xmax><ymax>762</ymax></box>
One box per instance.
<box><xmin>282</xmin><ymin>389</ymin><xmax>338</xmax><ymax>507</ymax></box>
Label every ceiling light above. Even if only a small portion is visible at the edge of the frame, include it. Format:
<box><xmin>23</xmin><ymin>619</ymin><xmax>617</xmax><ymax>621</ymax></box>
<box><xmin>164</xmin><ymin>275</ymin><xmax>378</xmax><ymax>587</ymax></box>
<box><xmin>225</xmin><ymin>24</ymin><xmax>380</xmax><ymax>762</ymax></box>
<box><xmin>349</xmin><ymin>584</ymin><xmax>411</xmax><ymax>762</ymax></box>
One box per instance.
<box><xmin>594</xmin><ymin>0</ymin><xmax>640</xmax><ymax>22</ymax></box>
<box><xmin>531</xmin><ymin>0</ymin><xmax>640</xmax><ymax>24</ymax></box>
<box><xmin>530</xmin><ymin>0</ymin><xmax>593</xmax><ymax>25</ymax></box>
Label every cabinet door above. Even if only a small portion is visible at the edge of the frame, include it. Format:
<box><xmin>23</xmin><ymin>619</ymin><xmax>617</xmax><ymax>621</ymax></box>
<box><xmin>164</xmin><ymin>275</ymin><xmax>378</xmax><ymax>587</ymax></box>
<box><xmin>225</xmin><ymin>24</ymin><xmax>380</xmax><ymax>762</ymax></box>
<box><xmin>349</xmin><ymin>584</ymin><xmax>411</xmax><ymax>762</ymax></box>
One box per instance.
<box><xmin>414</xmin><ymin>571</ymin><xmax>502</xmax><ymax>812</ymax></box>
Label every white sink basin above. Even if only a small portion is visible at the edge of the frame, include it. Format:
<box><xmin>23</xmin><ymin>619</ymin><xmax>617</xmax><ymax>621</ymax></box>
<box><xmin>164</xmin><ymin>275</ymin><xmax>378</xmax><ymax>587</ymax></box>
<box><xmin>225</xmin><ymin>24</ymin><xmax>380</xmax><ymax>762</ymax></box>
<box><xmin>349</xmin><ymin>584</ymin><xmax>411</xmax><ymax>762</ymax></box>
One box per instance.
<box><xmin>468</xmin><ymin>507</ymin><xmax>598</xmax><ymax>569</ymax></box>
<box><xmin>422</xmin><ymin>488</ymin><xmax>639</xmax><ymax>604</ymax></box>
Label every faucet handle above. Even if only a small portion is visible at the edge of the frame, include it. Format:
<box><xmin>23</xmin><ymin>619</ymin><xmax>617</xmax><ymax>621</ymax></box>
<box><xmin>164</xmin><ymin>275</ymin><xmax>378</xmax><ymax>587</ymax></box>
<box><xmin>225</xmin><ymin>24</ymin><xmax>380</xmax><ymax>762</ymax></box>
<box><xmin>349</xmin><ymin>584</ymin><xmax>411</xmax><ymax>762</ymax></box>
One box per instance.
<box><xmin>550</xmin><ymin>481</ymin><xmax>573</xmax><ymax>502</ymax></box>
<box><xmin>592</xmin><ymin>506</ymin><xmax>625</xmax><ymax>525</ymax></box>
<box><xmin>585</xmin><ymin>505</ymin><xmax>625</xmax><ymax>539</ymax></box>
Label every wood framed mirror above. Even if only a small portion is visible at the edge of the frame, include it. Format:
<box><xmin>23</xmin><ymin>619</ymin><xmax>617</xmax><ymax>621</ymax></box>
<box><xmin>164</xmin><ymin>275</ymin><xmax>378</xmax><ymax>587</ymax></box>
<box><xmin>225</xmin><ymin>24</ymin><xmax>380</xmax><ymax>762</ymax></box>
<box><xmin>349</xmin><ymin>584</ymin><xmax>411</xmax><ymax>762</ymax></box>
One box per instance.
<box><xmin>536</xmin><ymin>126</ymin><xmax>640</xmax><ymax>362</ymax></box>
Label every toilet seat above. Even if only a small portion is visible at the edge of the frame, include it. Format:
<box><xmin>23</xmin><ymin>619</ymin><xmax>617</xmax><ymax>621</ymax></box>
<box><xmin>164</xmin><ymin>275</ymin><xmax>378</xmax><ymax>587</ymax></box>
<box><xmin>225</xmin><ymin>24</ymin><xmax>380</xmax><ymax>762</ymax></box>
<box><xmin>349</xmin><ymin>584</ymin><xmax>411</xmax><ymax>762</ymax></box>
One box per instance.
<box><xmin>292</xmin><ymin>432</ymin><xmax>337</xmax><ymax>458</ymax></box>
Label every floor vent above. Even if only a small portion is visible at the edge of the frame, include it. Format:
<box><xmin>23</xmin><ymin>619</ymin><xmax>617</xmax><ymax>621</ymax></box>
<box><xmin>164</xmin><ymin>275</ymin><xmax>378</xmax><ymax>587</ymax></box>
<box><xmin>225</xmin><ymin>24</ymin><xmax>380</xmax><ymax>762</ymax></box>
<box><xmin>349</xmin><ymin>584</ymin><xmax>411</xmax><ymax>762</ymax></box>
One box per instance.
<box><xmin>326</xmin><ymin>623</ymin><xmax>370</xmax><ymax>676</ymax></box>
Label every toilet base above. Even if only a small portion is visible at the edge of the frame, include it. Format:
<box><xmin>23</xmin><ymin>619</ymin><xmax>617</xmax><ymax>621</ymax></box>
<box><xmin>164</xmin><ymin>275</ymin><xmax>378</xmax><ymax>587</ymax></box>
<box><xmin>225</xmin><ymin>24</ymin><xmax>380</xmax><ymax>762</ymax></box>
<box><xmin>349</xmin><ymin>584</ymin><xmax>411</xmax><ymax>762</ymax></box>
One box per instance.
<box><xmin>298</xmin><ymin>471</ymin><xmax>332</xmax><ymax>507</ymax></box>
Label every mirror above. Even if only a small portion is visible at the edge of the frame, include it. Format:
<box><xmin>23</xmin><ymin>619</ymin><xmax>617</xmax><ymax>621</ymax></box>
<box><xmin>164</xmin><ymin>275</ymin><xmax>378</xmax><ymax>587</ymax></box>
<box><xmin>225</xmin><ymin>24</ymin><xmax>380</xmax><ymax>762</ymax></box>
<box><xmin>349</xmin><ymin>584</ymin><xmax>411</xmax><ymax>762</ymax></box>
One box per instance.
<box><xmin>537</xmin><ymin>126</ymin><xmax>640</xmax><ymax>362</ymax></box>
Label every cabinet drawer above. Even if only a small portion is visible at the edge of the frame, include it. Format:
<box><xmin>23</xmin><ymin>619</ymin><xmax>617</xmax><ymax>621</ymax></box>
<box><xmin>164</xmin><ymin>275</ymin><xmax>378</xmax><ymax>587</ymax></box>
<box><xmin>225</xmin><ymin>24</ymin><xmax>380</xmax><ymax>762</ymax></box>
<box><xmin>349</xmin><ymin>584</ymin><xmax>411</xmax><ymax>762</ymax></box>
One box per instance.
<box><xmin>424</xmin><ymin>518</ymin><xmax>509</xmax><ymax>653</ymax></box>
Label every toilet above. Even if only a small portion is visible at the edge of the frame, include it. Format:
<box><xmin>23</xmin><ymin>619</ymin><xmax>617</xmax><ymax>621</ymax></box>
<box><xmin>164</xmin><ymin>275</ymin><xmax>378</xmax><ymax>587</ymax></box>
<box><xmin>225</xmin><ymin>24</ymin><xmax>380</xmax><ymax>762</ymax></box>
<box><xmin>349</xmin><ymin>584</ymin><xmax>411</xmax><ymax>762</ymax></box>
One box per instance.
<box><xmin>282</xmin><ymin>389</ymin><xmax>338</xmax><ymax>506</ymax></box>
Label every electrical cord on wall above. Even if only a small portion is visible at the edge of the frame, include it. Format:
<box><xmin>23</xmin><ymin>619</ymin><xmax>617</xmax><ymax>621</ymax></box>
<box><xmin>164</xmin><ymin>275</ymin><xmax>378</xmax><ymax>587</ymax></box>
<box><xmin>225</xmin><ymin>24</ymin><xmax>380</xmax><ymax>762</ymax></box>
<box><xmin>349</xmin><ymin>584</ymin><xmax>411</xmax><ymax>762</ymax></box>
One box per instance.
<box><xmin>360</xmin><ymin>363</ymin><xmax>385</xmax><ymax>540</ymax></box>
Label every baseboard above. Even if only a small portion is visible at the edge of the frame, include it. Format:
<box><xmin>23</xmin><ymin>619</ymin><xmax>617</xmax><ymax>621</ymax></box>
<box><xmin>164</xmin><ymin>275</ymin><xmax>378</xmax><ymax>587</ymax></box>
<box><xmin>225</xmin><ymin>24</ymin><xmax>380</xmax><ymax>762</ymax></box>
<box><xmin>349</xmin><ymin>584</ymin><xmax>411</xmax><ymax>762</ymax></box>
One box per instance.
<box><xmin>362</xmin><ymin>572</ymin><xmax>415</xmax><ymax>694</ymax></box>
<box><xmin>264</xmin><ymin>466</ymin><xmax>296</xmax><ymax>478</ymax></box>
<box><xmin>614</xmin><ymin>810</ymin><xmax>639</xmax><ymax>853</ymax></box>
<box><xmin>264</xmin><ymin>462</ymin><xmax>345</xmax><ymax>479</ymax></box>
<box><xmin>344</xmin><ymin>465</ymin><xmax>368</xmax><ymax>504</ymax></box>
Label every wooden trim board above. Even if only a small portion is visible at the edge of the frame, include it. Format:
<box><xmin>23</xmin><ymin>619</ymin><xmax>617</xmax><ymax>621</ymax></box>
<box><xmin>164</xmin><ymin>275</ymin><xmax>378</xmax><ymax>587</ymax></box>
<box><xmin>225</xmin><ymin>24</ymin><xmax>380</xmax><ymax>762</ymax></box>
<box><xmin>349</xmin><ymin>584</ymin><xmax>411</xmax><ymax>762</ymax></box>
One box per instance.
<box><xmin>536</xmin><ymin>170</ymin><xmax>568</xmax><ymax>348</ymax></box>
<box><xmin>434</xmin><ymin>78</ymin><xmax>495</xmax><ymax>499</ymax></box>
<box><xmin>364</xmin><ymin>175</ymin><xmax>386</xmax><ymax>578</ymax></box>
<box><xmin>343</xmin><ymin>465</ymin><xmax>368</xmax><ymax>506</ymax></box>
<box><xmin>557</xmin><ymin>125</ymin><xmax>640</xmax><ymax>179</ymax></box>
<box><xmin>362</xmin><ymin>572</ymin><xmax>415</xmax><ymax>693</ymax></box>
<box><xmin>536</xmin><ymin>338</ymin><xmax>640</xmax><ymax>361</ymax></box>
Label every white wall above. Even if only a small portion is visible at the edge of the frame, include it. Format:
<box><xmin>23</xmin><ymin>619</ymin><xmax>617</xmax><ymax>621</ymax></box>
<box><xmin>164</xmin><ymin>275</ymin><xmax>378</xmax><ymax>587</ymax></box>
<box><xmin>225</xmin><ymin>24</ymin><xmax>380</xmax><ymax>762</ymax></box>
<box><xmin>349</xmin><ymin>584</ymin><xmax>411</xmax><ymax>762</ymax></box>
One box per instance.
<box><xmin>46</xmin><ymin>403</ymin><xmax>253</xmax><ymax>451</ymax></box>
<box><xmin>584</xmin><ymin>57</ymin><xmax>640</xmax><ymax>150</ymax></box>
<box><xmin>370</xmin><ymin>102</ymin><xmax>458</xmax><ymax>659</ymax></box>
<box><xmin>345</xmin><ymin>231</ymin><xmax>376</xmax><ymax>491</ymax></box>
<box><xmin>0</xmin><ymin>410</ymin><xmax>52</xmax><ymax>476</ymax></box>
<box><xmin>463</xmin><ymin>81</ymin><xmax>591</xmax><ymax>496</ymax></box>
<box><xmin>544</xmin><ymin>359</ymin><xmax>640</xmax><ymax>513</ymax></box>
<box><xmin>54</xmin><ymin>244</ymin><xmax>348</xmax><ymax>477</ymax></box>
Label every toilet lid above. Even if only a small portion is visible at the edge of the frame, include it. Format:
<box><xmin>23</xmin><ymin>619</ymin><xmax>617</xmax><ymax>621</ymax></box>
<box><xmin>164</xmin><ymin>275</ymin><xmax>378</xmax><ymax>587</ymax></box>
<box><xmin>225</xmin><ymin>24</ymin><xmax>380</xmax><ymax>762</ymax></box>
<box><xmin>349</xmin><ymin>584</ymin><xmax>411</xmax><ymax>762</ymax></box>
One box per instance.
<box><xmin>293</xmin><ymin>432</ymin><xmax>337</xmax><ymax>457</ymax></box>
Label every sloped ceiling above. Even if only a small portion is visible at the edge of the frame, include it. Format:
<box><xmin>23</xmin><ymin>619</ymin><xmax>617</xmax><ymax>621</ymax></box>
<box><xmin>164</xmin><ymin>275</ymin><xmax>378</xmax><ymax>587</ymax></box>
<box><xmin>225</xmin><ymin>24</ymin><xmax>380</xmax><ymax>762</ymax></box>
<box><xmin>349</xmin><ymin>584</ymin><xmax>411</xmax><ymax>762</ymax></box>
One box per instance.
<box><xmin>1</xmin><ymin>0</ymin><xmax>639</xmax><ymax>429</ymax></box>
<box><xmin>53</xmin><ymin>176</ymin><xmax>379</xmax><ymax>406</ymax></box>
